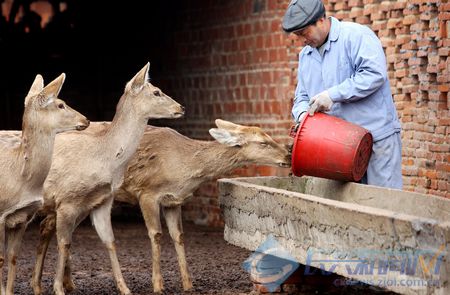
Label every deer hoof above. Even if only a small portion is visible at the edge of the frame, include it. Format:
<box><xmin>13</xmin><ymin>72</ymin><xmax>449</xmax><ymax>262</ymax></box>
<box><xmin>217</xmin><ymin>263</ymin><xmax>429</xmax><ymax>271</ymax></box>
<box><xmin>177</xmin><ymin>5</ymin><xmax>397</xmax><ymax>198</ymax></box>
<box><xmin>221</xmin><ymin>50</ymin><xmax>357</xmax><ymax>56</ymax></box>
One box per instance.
<box><xmin>119</xmin><ymin>285</ymin><xmax>131</xmax><ymax>295</ymax></box>
<box><xmin>63</xmin><ymin>278</ymin><xmax>76</xmax><ymax>293</ymax></box>
<box><xmin>183</xmin><ymin>280</ymin><xmax>193</xmax><ymax>291</ymax></box>
<box><xmin>31</xmin><ymin>284</ymin><xmax>42</xmax><ymax>295</ymax></box>
<box><xmin>152</xmin><ymin>277</ymin><xmax>164</xmax><ymax>294</ymax></box>
<box><xmin>53</xmin><ymin>282</ymin><xmax>65</xmax><ymax>295</ymax></box>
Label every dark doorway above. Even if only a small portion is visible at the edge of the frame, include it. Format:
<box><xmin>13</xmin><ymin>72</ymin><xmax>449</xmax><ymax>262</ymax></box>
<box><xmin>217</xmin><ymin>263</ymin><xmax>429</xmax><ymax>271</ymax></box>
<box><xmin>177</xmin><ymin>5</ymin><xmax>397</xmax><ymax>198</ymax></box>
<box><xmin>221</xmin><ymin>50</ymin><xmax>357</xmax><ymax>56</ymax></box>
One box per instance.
<box><xmin>0</xmin><ymin>0</ymin><xmax>177</xmax><ymax>129</ymax></box>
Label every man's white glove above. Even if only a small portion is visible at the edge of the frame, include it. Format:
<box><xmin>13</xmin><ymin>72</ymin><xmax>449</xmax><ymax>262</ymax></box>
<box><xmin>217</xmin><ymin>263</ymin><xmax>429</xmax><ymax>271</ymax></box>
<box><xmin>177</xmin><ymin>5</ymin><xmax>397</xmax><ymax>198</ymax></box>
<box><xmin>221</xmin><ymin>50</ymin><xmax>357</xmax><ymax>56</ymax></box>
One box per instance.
<box><xmin>308</xmin><ymin>90</ymin><xmax>333</xmax><ymax>116</ymax></box>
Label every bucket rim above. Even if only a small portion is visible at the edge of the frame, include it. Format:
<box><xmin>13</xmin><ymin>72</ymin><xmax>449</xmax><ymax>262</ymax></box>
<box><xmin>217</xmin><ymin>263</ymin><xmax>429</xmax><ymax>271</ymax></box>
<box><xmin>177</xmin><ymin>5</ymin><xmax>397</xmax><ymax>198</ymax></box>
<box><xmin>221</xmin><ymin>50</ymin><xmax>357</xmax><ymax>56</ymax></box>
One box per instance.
<box><xmin>291</xmin><ymin>112</ymin><xmax>312</xmax><ymax>176</ymax></box>
<box><xmin>350</xmin><ymin>131</ymin><xmax>373</xmax><ymax>181</ymax></box>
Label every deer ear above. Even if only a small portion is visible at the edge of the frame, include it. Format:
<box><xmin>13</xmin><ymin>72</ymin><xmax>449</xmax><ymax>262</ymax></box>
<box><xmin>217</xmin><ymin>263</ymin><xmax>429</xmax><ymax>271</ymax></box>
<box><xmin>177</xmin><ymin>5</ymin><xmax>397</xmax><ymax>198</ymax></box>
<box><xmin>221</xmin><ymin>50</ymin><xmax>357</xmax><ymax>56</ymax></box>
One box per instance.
<box><xmin>127</xmin><ymin>62</ymin><xmax>150</xmax><ymax>94</ymax></box>
<box><xmin>25</xmin><ymin>74</ymin><xmax>44</xmax><ymax>105</ymax></box>
<box><xmin>215</xmin><ymin>119</ymin><xmax>242</xmax><ymax>131</ymax></box>
<box><xmin>28</xmin><ymin>74</ymin><xmax>44</xmax><ymax>96</ymax></box>
<box><xmin>209</xmin><ymin>128</ymin><xmax>246</xmax><ymax>147</ymax></box>
<box><xmin>38</xmin><ymin>73</ymin><xmax>66</xmax><ymax>108</ymax></box>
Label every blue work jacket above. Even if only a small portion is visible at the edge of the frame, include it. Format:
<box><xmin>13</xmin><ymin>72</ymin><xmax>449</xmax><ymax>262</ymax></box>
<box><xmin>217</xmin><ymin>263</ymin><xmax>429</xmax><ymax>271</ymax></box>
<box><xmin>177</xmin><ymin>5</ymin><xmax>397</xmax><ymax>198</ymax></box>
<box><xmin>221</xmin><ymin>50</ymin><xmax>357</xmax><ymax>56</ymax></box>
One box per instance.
<box><xmin>292</xmin><ymin>17</ymin><xmax>401</xmax><ymax>142</ymax></box>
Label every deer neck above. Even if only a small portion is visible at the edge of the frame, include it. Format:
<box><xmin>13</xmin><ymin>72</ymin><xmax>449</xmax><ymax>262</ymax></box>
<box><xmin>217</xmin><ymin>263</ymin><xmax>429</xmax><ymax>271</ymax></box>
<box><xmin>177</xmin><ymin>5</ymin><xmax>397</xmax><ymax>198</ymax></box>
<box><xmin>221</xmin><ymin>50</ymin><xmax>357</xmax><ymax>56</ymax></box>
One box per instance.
<box><xmin>19</xmin><ymin>124</ymin><xmax>56</xmax><ymax>186</ymax></box>
<box><xmin>194</xmin><ymin>141</ymin><xmax>248</xmax><ymax>179</ymax></box>
<box><xmin>104</xmin><ymin>96</ymin><xmax>147</xmax><ymax>165</ymax></box>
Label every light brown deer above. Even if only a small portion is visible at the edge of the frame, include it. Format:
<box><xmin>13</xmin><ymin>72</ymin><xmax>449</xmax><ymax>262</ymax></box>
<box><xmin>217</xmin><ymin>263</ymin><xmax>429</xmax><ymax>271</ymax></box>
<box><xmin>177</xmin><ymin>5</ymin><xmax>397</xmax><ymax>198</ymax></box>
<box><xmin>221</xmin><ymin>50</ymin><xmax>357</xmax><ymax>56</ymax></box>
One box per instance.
<box><xmin>28</xmin><ymin>63</ymin><xmax>184</xmax><ymax>295</ymax></box>
<box><xmin>96</xmin><ymin>119</ymin><xmax>290</xmax><ymax>293</ymax></box>
<box><xmin>0</xmin><ymin>73</ymin><xmax>89</xmax><ymax>295</ymax></box>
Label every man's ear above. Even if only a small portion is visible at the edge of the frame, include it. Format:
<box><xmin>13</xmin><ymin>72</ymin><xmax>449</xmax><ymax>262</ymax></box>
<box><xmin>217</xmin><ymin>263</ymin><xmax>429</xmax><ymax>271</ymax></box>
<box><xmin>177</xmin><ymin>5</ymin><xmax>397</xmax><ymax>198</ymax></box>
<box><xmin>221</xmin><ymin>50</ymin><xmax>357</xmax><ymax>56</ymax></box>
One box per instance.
<box><xmin>209</xmin><ymin>128</ymin><xmax>246</xmax><ymax>147</ymax></box>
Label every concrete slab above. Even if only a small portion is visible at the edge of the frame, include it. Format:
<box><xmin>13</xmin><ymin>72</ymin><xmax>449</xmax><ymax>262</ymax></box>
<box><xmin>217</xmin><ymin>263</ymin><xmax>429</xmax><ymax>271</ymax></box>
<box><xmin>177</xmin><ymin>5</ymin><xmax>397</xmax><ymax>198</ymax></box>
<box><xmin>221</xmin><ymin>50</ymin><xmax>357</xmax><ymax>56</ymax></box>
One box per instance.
<box><xmin>218</xmin><ymin>176</ymin><xmax>450</xmax><ymax>295</ymax></box>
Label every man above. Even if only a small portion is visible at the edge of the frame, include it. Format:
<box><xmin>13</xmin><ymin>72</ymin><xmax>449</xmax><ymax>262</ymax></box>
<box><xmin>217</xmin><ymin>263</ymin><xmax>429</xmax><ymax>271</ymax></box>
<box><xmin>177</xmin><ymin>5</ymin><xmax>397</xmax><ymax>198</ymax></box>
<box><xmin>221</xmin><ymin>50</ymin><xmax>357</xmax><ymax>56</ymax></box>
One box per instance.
<box><xmin>283</xmin><ymin>0</ymin><xmax>402</xmax><ymax>189</ymax></box>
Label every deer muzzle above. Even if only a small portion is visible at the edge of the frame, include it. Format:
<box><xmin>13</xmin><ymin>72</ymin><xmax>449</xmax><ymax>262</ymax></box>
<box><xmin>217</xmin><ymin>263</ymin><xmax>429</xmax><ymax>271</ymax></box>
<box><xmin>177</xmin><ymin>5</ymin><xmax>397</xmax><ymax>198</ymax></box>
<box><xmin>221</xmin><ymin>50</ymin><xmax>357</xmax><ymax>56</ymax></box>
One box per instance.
<box><xmin>76</xmin><ymin>119</ymin><xmax>90</xmax><ymax>131</ymax></box>
<box><xmin>173</xmin><ymin>106</ymin><xmax>185</xmax><ymax>118</ymax></box>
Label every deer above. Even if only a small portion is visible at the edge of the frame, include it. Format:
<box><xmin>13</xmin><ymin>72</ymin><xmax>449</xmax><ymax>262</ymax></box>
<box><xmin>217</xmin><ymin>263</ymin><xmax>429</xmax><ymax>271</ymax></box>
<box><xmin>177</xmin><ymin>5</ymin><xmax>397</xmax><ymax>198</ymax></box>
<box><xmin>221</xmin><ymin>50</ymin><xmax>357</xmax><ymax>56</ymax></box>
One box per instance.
<box><xmin>77</xmin><ymin>119</ymin><xmax>291</xmax><ymax>293</ymax></box>
<box><xmin>26</xmin><ymin>63</ymin><xmax>184</xmax><ymax>295</ymax></box>
<box><xmin>0</xmin><ymin>73</ymin><xmax>89</xmax><ymax>295</ymax></box>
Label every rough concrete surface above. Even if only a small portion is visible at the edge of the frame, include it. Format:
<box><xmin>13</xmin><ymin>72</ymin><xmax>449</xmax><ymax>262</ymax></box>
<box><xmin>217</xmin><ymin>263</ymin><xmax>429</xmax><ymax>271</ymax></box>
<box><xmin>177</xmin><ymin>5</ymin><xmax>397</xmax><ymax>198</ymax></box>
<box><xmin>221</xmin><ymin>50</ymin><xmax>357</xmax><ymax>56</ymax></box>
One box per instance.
<box><xmin>219</xmin><ymin>176</ymin><xmax>450</xmax><ymax>295</ymax></box>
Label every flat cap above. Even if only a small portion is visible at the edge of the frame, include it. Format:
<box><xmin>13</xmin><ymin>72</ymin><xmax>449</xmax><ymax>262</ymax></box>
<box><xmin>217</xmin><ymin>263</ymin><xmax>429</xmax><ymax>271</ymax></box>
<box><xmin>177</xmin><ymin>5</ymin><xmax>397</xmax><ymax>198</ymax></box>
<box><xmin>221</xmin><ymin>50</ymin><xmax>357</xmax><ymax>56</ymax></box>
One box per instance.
<box><xmin>282</xmin><ymin>0</ymin><xmax>325</xmax><ymax>33</ymax></box>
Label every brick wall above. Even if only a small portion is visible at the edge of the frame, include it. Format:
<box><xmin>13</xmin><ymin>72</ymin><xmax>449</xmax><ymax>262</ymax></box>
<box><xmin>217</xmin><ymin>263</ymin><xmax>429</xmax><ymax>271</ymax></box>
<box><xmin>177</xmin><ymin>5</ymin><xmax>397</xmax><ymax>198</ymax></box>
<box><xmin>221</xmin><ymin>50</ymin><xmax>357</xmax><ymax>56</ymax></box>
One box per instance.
<box><xmin>156</xmin><ymin>0</ymin><xmax>450</xmax><ymax>226</ymax></box>
<box><xmin>157</xmin><ymin>0</ymin><xmax>296</xmax><ymax>227</ymax></box>
<box><xmin>324</xmin><ymin>0</ymin><xmax>450</xmax><ymax>196</ymax></box>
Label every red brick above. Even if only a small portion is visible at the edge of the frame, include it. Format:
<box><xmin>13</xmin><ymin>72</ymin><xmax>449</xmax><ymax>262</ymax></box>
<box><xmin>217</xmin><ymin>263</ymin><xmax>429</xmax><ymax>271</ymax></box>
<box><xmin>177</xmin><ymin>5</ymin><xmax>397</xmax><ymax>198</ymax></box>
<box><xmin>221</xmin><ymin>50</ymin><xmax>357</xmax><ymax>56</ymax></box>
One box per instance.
<box><xmin>403</xmin><ymin>15</ymin><xmax>420</xmax><ymax>25</ymax></box>
<box><xmin>334</xmin><ymin>2</ymin><xmax>349</xmax><ymax>10</ymax></box>
<box><xmin>372</xmin><ymin>20</ymin><xmax>388</xmax><ymax>31</ymax></box>
<box><xmin>429</xmin><ymin>144</ymin><xmax>450</xmax><ymax>152</ymax></box>
<box><xmin>387</xmin><ymin>18</ymin><xmax>403</xmax><ymax>29</ymax></box>
<box><xmin>440</xmin><ymin>12</ymin><xmax>450</xmax><ymax>21</ymax></box>
<box><xmin>370</xmin><ymin>11</ymin><xmax>386</xmax><ymax>21</ymax></box>
<box><xmin>348</xmin><ymin>0</ymin><xmax>363</xmax><ymax>6</ymax></box>
<box><xmin>403</xmin><ymin>167</ymin><xmax>419</xmax><ymax>176</ymax></box>
<box><xmin>429</xmin><ymin>91</ymin><xmax>446</xmax><ymax>101</ymax></box>
<box><xmin>350</xmin><ymin>7</ymin><xmax>364</xmax><ymax>18</ymax></box>
<box><xmin>395</xmin><ymin>34</ymin><xmax>412</xmax><ymax>45</ymax></box>
<box><xmin>437</xmin><ymin>74</ymin><xmax>448</xmax><ymax>84</ymax></box>
<box><xmin>393</xmin><ymin>1</ymin><xmax>408</xmax><ymax>10</ymax></box>
<box><xmin>395</xmin><ymin>68</ymin><xmax>408</xmax><ymax>78</ymax></box>
<box><xmin>335</xmin><ymin>11</ymin><xmax>350</xmax><ymax>19</ymax></box>
<box><xmin>438</xmin><ymin>181</ymin><xmax>448</xmax><ymax>191</ymax></box>
<box><xmin>438</xmin><ymin>84</ymin><xmax>449</xmax><ymax>92</ymax></box>
<box><xmin>402</xmin><ymin>41</ymin><xmax>418</xmax><ymax>50</ymax></box>
<box><xmin>408</xmin><ymin>57</ymin><xmax>428</xmax><ymax>66</ymax></box>
<box><xmin>436</xmin><ymin>163</ymin><xmax>450</xmax><ymax>173</ymax></box>
<box><xmin>439</xmin><ymin>118</ymin><xmax>450</xmax><ymax>126</ymax></box>
<box><xmin>380</xmin><ymin>36</ymin><xmax>395</xmax><ymax>47</ymax></box>
<box><xmin>356</xmin><ymin>16</ymin><xmax>371</xmax><ymax>24</ymax></box>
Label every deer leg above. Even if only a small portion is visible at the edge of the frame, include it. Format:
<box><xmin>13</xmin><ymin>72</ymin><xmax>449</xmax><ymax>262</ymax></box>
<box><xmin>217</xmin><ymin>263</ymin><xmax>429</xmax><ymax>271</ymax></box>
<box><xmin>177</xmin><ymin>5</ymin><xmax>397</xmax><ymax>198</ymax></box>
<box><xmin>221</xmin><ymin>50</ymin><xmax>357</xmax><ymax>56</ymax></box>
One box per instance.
<box><xmin>139</xmin><ymin>196</ymin><xmax>163</xmax><ymax>293</ymax></box>
<box><xmin>90</xmin><ymin>196</ymin><xmax>130</xmax><ymax>295</ymax></box>
<box><xmin>53</xmin><ymin>207</ymin><xmax>78</xmax><ymax>295</ymax></box>
<box><xmin>0</xmin><ymin>220</ymin><xmax>6</xmax><ymax>295</ymax></box>
<box><xmin>62</xmin><ymin>253</ymin><xmax>75</xmax><ymax>293</ymax></box>
<box><xmin>5</xmin><ymin>223</ymin><xmax>26</xmax><ymax>295</ymax></box>
<box><xmin>163</xmin><ymin>205</ymin><xmax>193</xmax><ymax>291</ymax></box>
<box><xmin>31</xmin><ymin>213</ymin><xmax>56</xmax><ymax>295</ymax></box>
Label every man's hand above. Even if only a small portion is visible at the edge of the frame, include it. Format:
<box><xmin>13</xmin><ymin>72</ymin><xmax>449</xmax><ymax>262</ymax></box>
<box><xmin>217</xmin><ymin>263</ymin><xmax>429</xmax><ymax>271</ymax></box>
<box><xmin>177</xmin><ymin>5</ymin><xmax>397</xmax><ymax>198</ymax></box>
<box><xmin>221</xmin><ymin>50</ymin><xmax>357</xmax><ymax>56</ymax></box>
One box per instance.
<box><xmin>308</xmin><ymin>90</ymin><xmax>333</xmax><ymax>116</ymax></box>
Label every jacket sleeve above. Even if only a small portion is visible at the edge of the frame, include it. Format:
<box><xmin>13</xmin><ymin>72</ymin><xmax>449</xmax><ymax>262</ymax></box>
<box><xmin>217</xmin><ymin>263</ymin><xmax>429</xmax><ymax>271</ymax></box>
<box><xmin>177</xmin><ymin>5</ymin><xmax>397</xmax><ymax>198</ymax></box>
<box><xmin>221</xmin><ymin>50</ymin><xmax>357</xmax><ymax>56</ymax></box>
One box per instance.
<box><xmin>291</xmin><ymin>55</ymin><xmax>310</xmax><ymax>122</ymax></box>
<box><xmin>327</xmin><ymin>30</ymin><xmax>387</xmax><ymax>103</ymax></box>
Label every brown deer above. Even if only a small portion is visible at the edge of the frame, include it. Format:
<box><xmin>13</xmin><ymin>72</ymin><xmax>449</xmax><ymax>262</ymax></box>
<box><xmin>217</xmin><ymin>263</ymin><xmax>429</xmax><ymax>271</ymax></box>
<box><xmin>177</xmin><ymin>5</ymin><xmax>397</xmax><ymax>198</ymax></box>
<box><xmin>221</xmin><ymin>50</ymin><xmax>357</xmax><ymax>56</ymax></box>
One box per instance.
<box><xmin>0</xmin><ymin>73</ymin><xmax>89</xmax><ymax>295</ymax></box>
<box><xmin>28</xmin><ymin>63</ymin><xmax>184</xmax><ymax>295</ymax></box>
<box><xmin>79</xmin><ymin>119</ymin><xmax>291</xmax><ymax>293</ymax></box>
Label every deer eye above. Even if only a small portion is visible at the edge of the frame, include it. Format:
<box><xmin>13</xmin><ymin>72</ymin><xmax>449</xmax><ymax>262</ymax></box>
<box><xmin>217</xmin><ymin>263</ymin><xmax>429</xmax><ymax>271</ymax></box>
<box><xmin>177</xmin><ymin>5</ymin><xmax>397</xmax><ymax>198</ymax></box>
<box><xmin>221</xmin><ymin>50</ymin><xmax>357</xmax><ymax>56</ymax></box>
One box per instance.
<box><xmin>260</xmin><ymin>142</ymin><xmax>268</xmax><ymax>147</ymax></box>
<box><xmin>58</xmin><ymin>103</ymin><xmax>65</xmax><ymax>109</ymax></box>
<box><xmin>153</xmin><ymin>90</ymin><xmax>161</xmax><ymax>96</ymax></box>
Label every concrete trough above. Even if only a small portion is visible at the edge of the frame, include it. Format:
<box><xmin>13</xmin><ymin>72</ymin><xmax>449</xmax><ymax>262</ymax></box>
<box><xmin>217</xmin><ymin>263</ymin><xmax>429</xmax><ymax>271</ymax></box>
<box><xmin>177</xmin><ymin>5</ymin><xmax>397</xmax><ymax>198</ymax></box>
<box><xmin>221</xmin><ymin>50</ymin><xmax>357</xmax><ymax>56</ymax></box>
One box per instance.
<box><xmin>218</xmin><ymin>176</ymin><xmax>449</xmax><ymax>295</ymax></box>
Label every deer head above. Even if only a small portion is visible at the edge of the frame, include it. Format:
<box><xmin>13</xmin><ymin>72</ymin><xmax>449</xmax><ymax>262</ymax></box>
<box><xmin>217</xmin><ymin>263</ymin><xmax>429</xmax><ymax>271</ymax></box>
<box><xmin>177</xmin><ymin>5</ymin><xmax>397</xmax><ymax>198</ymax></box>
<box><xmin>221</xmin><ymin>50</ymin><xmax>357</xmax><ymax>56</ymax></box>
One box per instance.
<box><xmin>209</xmin><ymin>119</ymin><xmax>291</xmax><ymax>168</ymax></box>
<box><xmin>124</xmin><ymin>63</ymin><xmax>184</xmax><ymax>119</ymax></box>
<box><xmin>23</xmin><ymin>73</ymin><xmax>90</xmax><ymax>134</ymax></box>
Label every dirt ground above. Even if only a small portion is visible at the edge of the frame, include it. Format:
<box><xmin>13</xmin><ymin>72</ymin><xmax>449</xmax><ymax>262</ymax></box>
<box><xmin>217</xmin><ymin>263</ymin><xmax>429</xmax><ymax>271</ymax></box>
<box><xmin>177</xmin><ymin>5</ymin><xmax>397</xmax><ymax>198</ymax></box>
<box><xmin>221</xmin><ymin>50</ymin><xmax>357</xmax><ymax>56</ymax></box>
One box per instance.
<box><xmin>12</xmin><ymin>216</ymin><xmax>394</xmax><ymax>295</ymax></box>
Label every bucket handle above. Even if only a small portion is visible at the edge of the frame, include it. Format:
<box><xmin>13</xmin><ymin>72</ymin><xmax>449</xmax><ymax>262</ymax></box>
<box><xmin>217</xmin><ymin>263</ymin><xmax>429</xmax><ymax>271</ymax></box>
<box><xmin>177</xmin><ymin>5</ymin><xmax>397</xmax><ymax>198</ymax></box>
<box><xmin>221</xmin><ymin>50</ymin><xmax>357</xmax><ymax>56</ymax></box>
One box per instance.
<box><xmin>289</xmin><ymin>123</ymin><xmax>300</xmax><ymax>138</ymax></box>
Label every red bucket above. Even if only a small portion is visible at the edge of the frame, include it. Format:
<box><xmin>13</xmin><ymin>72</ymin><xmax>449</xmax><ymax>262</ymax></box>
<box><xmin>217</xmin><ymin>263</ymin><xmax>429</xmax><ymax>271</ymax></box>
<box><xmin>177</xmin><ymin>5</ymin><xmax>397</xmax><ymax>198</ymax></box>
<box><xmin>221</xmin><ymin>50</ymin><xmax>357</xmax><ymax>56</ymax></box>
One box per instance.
<box><xmin>290</xmin><ymin>113</ymin><xmax>373</xmax><ymax>182</ymax></box>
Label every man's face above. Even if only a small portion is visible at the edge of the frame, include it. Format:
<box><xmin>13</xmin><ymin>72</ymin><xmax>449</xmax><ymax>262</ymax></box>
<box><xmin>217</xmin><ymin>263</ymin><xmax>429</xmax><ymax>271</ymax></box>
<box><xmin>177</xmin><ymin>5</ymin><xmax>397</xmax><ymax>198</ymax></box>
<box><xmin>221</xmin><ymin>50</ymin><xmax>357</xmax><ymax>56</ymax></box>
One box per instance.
<box><xmin>292</xmin><ymin>17</ymin><xmax>328</xmax><ymax>48</ymax></box>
